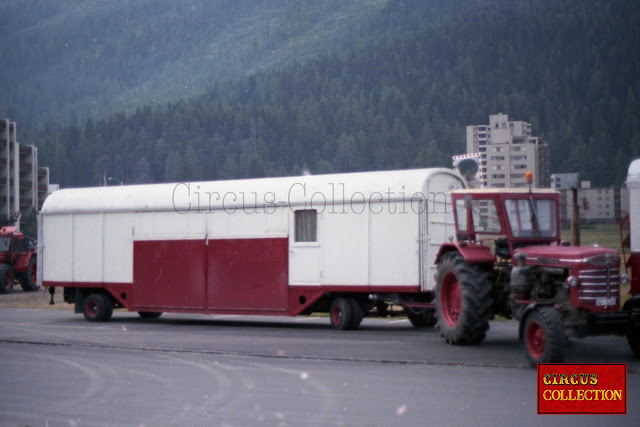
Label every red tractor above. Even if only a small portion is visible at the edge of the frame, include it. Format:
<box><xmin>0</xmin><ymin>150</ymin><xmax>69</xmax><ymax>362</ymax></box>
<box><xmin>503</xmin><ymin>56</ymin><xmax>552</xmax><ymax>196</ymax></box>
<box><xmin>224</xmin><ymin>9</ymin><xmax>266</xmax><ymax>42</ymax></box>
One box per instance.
<box><xmin>434</xmin><ymin>185</ymin><xmax>639</xmax><ymax>366</ymax></box>
<box><xmin>0</xmin><ymin>226</ymin><xmax>38</xmax><ymax>294</ymax></box>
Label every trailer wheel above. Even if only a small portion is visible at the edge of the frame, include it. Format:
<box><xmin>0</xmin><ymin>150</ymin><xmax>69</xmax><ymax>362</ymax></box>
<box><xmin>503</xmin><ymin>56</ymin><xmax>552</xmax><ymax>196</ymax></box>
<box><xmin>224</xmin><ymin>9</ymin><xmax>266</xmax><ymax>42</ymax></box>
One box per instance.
<box><xmin>0</xmin><ymin>264</ymin><xmax>15</xmax><ymax>294</ymax></box>
<box><xmin>348</xmin><ymin>298</ymin><xmax>364</xmax><ymax>330</ymax></box>
<box><xmin>138</xmin><ymin>312</ymin><xmax>163</xmax><ymax>319</ymax></box>
<box><xmin>82</xmin><ymin>294</ymin><xmax>113</xmax><ymax>322</ymax></box>
<box><xmin>330</xmin><ymin>297</ymin><xmax>354</xmax><ymax>330</ymax></box>
<box><xmin>435</xmin><ymin>252</ymin><xmax>491</xmax><ymax>344</ymax></box>
<box><xmin>19</xmin><ymin>256</ymin><xmax>38</xmax><ymax>292</ymax></box>
<box><xmin>375</xmin><ymin>302</ymin><xmax>389</xmax><ymax>318</ymax></box>
<box><xmin>407</xmin><ymin>308</ymin><xmax>437</xmax><ymax>328</ymax></box>
<box><xmin>522</xmin><ymin>306</ymin><xmax>566</xmax><ymax>366</ymax></box>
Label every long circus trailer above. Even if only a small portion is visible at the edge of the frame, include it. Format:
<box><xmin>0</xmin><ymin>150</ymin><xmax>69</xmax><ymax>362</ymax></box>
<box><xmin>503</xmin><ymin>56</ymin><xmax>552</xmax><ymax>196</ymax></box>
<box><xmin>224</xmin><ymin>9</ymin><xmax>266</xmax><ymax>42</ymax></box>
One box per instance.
<box><xmin>38</xmin><ymin>168</ymin><xmax>467</xmax><ymax>329</ymax></box>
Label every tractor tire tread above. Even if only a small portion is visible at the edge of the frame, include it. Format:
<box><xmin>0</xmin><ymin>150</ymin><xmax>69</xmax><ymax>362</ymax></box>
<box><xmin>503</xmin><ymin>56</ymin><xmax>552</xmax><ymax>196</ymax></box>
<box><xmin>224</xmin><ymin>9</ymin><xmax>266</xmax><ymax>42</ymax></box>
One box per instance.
<box><xmin>523</xmin><ymin>306</ymin><xmax>566</xmax><ymax>366</ymax></box>
<box><xmin>435</xmin><ymin>252</ymin><xmax>492</xmax><ymax>345</ymax></box>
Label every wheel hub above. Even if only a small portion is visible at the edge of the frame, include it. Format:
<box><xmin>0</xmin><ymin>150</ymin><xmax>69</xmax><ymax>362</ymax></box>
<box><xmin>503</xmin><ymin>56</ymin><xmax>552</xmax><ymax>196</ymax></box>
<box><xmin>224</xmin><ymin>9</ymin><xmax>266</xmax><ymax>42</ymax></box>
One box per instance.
<box><xmin>527</xmin><ymin>321</ymin><xmax>545</xmax><ymax>358</ymax></box>
<box><xmin>441</xmin><ymin>272</ymin><xmax>461</xmax><ymax>326</ymax></box>
<box><xmin>86</xmin><ymin>300</ymin><xmax>98</xmax><ymax>317</ymax></box>
<box><xmin>331</xmin><ymin>305</ymin><xmax>342</xmax><ymax>325</ymax></box>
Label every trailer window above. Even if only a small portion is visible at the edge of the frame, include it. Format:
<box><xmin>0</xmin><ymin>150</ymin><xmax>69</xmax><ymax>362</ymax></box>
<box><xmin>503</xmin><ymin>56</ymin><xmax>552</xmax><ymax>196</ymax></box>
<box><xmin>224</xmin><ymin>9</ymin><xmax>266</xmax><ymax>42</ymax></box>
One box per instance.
<box><xmin>294</xmin><ymin>210</ymin><xmax>317</xmax><ymax>242</ymax></box>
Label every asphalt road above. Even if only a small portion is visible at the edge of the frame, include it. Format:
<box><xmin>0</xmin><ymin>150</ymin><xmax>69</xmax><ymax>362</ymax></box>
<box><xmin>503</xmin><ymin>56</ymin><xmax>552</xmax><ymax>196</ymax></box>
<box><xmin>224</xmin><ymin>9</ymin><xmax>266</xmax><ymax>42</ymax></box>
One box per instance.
<box><xmin>1</xmin><ymin>308</ymin><xmax>638</xmax><ymax>426</ymax></box>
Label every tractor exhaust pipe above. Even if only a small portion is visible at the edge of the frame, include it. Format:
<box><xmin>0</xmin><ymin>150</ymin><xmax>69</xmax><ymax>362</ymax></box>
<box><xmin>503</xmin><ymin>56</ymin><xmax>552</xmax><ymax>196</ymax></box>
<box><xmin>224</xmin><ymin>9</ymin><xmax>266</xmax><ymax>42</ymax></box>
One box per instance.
<box><xmin>571</xmin><ymin>187</ymin><xmax>580</xmax><ymax>246</ymax></box>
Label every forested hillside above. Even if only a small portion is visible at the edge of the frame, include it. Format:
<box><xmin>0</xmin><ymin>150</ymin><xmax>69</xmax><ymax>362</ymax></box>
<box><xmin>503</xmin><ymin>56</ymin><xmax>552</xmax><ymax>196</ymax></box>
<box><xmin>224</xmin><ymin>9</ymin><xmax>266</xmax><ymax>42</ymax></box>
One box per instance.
<box><xmin>6</xmin><ymin>0</ymin><xmax>640</xmax><ymax>188</ymax></box>
<box><xmin>1</xmin><ymin>0</ymin><xmax>386</xmax><ymax>123</ymax></box>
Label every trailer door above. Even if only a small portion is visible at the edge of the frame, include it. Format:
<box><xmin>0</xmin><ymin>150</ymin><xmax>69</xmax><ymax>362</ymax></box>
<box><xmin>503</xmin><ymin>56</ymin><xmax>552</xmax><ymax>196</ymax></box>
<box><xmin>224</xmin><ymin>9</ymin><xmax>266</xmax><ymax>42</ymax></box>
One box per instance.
<box><xmin>133</xmin><ymin>239</ymin><xmax>206</xmax><ymax>309</ymax></box>
<box><xmin>289</xmin><ymin>209</ymin><xmax>321</xmax><ymax>284</ymax></box>
<box><xmin>421</xmin><ymin>176</ymin><xmax>459</xmax><ymax>291</ymax></box>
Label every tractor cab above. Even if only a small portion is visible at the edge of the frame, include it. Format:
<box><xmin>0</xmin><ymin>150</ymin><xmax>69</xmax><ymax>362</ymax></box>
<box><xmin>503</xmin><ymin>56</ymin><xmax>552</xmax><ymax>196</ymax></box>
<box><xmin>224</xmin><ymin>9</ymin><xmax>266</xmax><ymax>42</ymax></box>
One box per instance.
<box><xmin>449</xmin><ymin>188</ymin><xmax>562</xmax><ymax>263</ymax></box>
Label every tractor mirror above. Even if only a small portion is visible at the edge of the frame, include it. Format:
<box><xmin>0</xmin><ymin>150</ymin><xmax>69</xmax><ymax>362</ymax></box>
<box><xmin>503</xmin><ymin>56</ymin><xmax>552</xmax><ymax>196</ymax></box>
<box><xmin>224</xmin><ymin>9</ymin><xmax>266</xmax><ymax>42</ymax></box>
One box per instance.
<box><xmin>463</xmin><ymin>194</ymin><xmax>473</xmax><ymax>209</ymax></box>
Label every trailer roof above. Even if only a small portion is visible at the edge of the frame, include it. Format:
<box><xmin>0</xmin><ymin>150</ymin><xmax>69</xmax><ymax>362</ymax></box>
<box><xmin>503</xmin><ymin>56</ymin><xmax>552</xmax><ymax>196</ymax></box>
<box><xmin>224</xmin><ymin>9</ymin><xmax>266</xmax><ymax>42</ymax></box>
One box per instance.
<box><xmin>450</xmin><ymin>188</ymin><xmax>558</xmax><ymax>195</ymax></box>
<box><xmin>41</xmin><ymin>168</ymin><xmax>466</xmax><ymax>214</ymax></box>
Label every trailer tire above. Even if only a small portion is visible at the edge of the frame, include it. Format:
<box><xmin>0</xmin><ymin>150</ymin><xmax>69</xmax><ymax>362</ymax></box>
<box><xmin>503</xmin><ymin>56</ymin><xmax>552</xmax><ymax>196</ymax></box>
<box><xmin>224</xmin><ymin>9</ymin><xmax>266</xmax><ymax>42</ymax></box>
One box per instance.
<box><xmin>407</xmin><ymin>308</ymin><xmax>437</xmax><ymax>328</ymax></box>
<box><xmin>348</xmin><ymin>298</ymin><xmax>364</xmax><ymax>330</ymax></box>
<box><xmin>522</xmin><ymin>306</ymin><xmax>566</xmax><ymax>366</ymax></box>
<box><xmin>435</xmin><ymin>252</ymin><xmax>491</xmax><ymax>344</ymax></box>
<box><xmin>330</xmin><ymin>297</ymin><xmax>354</xmax><ymax>330</ymax></box>
<box><xmin>82</xmin><ymin>294</ymin><xmax>113</xmax><ymax>322</ymax></box>
<box><xmin>0</xmin><ymin>264</ymin><xmax>15</xmax><ymax>294</ymax></box>
<box><xmin>19</xmin><ymin>256</ymin><xmax>38</xmax><ymax>292</ymax></box>
<box><xmin>138</xmin><ymin>312</ymin><xmax>163</xmax><ymax>319</ymax></box>
<box><xmin>375</xmin><ymin>302</ymin><xmax>389</xmax><ymax>318</ymax></box>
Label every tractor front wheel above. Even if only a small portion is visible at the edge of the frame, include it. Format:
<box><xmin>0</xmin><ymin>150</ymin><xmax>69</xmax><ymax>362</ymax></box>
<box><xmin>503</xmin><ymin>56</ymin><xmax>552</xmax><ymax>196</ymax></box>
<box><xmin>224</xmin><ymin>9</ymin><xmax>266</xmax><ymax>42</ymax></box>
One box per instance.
<box><xmin>435</xmin><ymin>252</ymin><xmax>492</xmax><ymax>344</ymax></box>
<box><xmin>0</xmin><ymin>264</ymin><xmax>15</xmax><ymax>294</ymax></box>
<box><xmin>82</xmin><ymin>294</ymin><xmax>113</xmax><ymax>322</ymax></box>
<box><xmin>522</xmin><ymin>306</ymin><xmax>566</xmax><ymax>366</ymax></box>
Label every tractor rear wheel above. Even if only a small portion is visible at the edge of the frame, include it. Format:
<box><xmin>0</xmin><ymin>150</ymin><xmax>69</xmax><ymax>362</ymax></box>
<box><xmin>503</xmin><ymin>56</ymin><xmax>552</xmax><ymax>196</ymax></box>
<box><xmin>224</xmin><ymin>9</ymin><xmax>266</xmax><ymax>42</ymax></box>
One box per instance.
<box><xmin>435</xmin><ymin>252</ymin><xmax>492</xmax><ymax>344</ymax></box>
<box><xmin>330</xmin><ymin>297</ymin><xmax>354</xmax><ymax>330</ymax></box>
<box><xmin>0</xmin><ymin>264</ymin><xmax>15</xmax><ymax>294</ymax></box>
<box><xmin>522</xmin><ymin>306</ymin><xmax>566</xmax><ymax>366</ymax></box>
<box><xmin>82</xmin><ymin>294</ymin><xmax>113</xmax><ymax>322</ymax></box>
<box><xmin>19</xmin><ymin>256</ymin><xmax>38</xmax><ymax>292</ymax></box>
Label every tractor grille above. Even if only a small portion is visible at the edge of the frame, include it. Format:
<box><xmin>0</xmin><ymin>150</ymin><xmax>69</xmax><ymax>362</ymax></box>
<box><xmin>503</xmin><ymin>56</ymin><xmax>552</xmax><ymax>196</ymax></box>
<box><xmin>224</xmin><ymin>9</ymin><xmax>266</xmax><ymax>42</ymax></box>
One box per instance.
<box><xmin>578</xmin><ymin>268</ymin><xmax>620</xmax><ymax>303</ymax></box>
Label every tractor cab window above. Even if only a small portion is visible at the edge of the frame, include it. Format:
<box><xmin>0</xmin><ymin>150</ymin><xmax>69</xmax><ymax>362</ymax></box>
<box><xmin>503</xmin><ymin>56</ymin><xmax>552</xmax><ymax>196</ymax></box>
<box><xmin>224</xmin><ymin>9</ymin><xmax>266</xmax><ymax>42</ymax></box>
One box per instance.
<box><xmin>0</xmin><ymin>237</ymin><xmax>10</xmax><ymax>252</ymax></box>
<box><xmin>505</xmin><ymin>199</ymin><xmax>557</xmax><ymax>238</ymax></box>
<box><xmin>455</xmin><ymin>199</ymin><xmax>502</xmax><ymax>234</ymax></box>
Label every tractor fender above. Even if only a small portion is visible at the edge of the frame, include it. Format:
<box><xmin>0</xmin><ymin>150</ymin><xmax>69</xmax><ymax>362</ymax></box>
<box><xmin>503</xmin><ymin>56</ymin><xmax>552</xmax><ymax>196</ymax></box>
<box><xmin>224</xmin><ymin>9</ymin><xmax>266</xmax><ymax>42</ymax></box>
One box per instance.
<box><xmin>434</xmin><ymin>243</ymin><xmax>495</xmax><ymax>266</ymax></box>
<box><xmin>518</xmin><ymin>303</ymin><xmax>557</xmax><ymax>341</ymax></box>
<box><xmin>623</xmin><ymin>295</ymin><xmax>640</xmax><ymax>311</ymax></box>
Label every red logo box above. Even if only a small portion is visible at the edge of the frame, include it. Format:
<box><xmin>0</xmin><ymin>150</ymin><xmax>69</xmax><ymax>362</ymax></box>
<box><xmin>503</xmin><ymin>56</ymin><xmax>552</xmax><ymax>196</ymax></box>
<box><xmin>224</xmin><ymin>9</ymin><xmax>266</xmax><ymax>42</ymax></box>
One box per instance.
<box><xmin>537</xmin><ymin>363</ymin><xmax>627</xmax><ymax>414</ymax></box>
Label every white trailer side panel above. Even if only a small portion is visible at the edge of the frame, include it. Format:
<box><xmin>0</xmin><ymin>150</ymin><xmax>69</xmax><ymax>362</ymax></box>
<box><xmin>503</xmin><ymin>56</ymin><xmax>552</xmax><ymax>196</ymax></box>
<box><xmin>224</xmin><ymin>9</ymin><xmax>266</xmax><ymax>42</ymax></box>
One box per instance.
<box><xmin>369</xmin><ymin>203</ymin><xmax>420</xmax><ymax>286</ymax></box>
<box><xmin>72</xmin><ymin>214</ymin><xmax>103</xmax><ymax>282</ymax></box>
<box><xmin>103</xmin><ymin>213</ymin><xmax>134</xmax><ymax>283</ymax></box>
<box><xmin>135</xmin><ymin>211</ymin><xmax>207</xmax><ymax>240</ymax></box>
<box><xmin>42</xmin><ymin>215</ymin><xmax>73</xmax><ymax>282</ymax></box>
<box><xmin>322</xmin><ymin>205</ymin><xmax>369</xmax><ymax>285</ymax></box>
<box><xmin>222</xmin><ymin>207</ymin><xmax>287</xmax><ymax>239</ymax></box>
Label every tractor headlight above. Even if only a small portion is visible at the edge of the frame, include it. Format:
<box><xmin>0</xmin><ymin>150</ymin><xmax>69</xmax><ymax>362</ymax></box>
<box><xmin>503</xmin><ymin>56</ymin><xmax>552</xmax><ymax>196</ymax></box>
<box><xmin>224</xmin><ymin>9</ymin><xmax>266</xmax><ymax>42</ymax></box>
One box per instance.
<box><xmin>565</xmin><ymin>276</ymin><xmax>579</xmax><ymax>288</ymax></box>
<box><xmin>620</xmin><ymin>274</ymin><xmax>630</xmax><ymax>286</ymax></box>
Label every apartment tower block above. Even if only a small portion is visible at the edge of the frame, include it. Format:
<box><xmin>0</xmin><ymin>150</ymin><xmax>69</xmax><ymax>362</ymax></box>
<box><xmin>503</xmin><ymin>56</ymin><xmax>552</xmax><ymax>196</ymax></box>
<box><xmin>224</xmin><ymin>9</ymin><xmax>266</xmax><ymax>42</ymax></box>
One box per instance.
<box><xmin>466</xmin><ymin>113</ymin><xmax>549</xmax><ymax>188</ymax></box>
